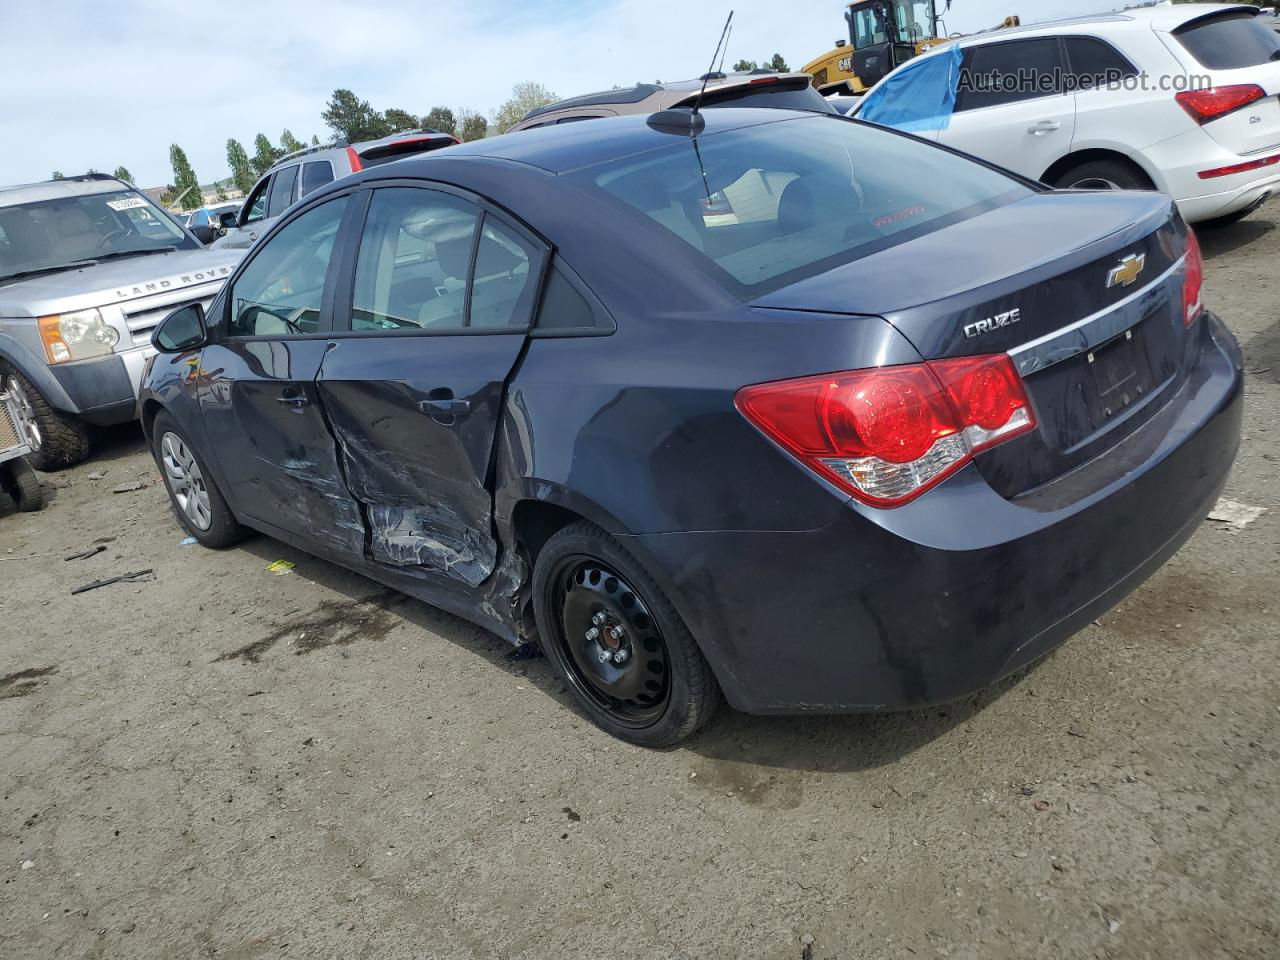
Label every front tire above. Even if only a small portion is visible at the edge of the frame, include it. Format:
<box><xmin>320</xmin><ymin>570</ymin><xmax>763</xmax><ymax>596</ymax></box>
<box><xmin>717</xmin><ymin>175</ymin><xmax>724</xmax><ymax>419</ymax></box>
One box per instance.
<box><xmin>6</xmin><ymin>370</ymin><xmax>90</xmax><ymax>470</ymax></box>
<box><xmin>532</xmin><ymin>521</ymin><xmax>721</xmax><ymax>747</ymax></box>
<box><xmin>1</xmin><ymin>459</ymin><xmax>46</xmax><ymax>512</ymax></box>
<box><xmin>151</xmin><ymin>411</ymin><xmax>245</xmax><ymax>548</ymax></box>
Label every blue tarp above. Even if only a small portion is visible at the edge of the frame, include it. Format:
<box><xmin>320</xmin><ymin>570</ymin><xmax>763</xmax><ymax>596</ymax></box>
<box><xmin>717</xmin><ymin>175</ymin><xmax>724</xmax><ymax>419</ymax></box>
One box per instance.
<box><xmin>857</xmin><ymin>45</ymin><xmax>963</xmax><ymax>134</ymax></box>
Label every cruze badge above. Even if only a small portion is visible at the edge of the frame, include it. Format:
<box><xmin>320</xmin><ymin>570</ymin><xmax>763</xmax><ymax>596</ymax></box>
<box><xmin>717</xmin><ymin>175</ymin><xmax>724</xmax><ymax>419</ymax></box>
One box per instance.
<box><xmin>964</xmin><ymin>307</ymin><xmax>1021</xmax><ymax>339</ymax></box>
<box><xmin>1107</xmin><ymin>253</ymin><xmax>1146</xmax><ymax>289</ymax></box>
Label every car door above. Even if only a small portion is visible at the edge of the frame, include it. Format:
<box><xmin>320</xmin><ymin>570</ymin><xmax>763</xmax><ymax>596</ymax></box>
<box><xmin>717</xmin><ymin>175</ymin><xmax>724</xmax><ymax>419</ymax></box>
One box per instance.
<box><xmin>937</xmin><ymin>37</ymin><xmax>1076</xmax><ymax>182</ymax></box>
<box><xmin>220</xmin><ymin>173</ymin><xmax>272</xmax><ymax>249</ymax></box>
<box><xmin>316</xmin><ymin>184</ymin><xmax>547</xmax><ymax>589</ymax></box>
<box><xmin>196</xmin><ymin>193</ymin><xmax>368</xmax><ymax>556</ymax></box>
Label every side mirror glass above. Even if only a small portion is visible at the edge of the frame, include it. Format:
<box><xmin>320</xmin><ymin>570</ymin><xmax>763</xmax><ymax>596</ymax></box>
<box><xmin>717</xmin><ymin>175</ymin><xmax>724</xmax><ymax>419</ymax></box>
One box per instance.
<box><xmin>152</xmin><ymin>303</ymin><xmax>207</xmax><ymax>353</ymax></box>
<box><xmin>219</xmin><ymin>212</ymin><xmax>238</xmax><ymax>229</ymax></box>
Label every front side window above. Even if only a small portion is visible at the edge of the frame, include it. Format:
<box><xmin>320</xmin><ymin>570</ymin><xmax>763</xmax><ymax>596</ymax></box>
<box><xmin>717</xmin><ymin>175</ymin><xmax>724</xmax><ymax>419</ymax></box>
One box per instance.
<box><xmin>576</xmin><ymin>114</ymin><xmax>1028</xmax><ymax>297</ymax></box>
<box><xmin>243</xmin><ymin>177</ymin><xmax>271</xmax><ymax>224</ymax></box>
<box><xmin>955</xmin><ymin>38</ymin><xmax>1065</xmax><ymax>112</ymax></box>
<box><xmin>0</xmin><ymin>189</ymin><xmax>195</xmax><ymax>285</ymax></box>
<box><xmin>266</xmin><ymin>166</ymin><xmax>299</xmax><ymax>218</ymax></box>
<box><xmin>350</xmin><ymin>188</ymin><xmax>539</xmax><ymax>332</ymax></box>
<box><xmin>228</xmin><ymin>196</ymin><xmax>347</xmax><ymax>337</ymax></box>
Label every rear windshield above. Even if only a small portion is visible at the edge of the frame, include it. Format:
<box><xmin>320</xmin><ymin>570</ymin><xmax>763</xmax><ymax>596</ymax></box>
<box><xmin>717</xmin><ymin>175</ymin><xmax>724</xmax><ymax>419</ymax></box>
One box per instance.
<box><xmin>693</xmin><ymin>82</ymin><xmax>838</xmax><ymax>115</ymax></box>
<box><xmin>576</xmin><ymin>115</ymin><xmax>1029</xmax><ymax>297</ymax></box>
<box><xmin>1174</xmin><ymin>11</ymin><xmax>1280</xmax><ymax>70</ymax></box>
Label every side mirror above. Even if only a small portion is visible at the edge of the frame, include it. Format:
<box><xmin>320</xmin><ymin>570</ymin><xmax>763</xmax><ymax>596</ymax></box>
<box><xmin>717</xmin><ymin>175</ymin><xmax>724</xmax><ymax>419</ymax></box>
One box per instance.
<box><xmin>152</xmin><ymin>303</ymin><xmax>208</xmax><ymax>354</ymax></box>
<box><xmin>218</xmin><ymin>212</ymin><xmax>238</xmax><ymax>229</ymax></box>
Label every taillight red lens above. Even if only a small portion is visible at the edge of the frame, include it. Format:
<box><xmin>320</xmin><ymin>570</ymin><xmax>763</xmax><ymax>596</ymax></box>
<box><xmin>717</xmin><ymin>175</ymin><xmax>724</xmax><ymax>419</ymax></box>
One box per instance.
<box><xmin>736</xmin><ymin>354</ymin><xmax>1036</xmax><ymax>507</ymax></box>
<box><xmin>1183</xmin><ymin>229</ymin><xmax>1204</xmax><ymax>327</ymax></box>
<box><xmin>1176</xmin><ymin>85</ymin><xmax>1266</xmax><ymax>125</ymax></box>
<box><xmin>346</xmin><ymin>146</ymin><xmax>364</xmax><ymax>173</ymax></box>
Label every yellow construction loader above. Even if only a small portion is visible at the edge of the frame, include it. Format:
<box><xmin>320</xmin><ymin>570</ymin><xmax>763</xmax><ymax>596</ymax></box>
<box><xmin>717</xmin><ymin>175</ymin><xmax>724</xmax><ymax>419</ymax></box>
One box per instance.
<box><xmin>803</xmin><ymin>1</ymin><xmax>1020</xmax><ymax>96</ymax></box>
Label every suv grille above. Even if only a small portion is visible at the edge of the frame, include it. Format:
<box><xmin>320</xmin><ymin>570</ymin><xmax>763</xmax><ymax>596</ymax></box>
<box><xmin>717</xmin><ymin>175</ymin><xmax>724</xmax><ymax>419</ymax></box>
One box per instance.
<box><xmin>122</xmin><ymin>297</ymin><xmax>214</xmax><ymax>347</ymax></box>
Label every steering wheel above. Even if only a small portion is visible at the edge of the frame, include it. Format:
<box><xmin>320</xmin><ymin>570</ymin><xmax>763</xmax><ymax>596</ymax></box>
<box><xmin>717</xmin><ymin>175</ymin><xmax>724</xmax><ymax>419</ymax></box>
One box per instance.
<box><xmin>95</xmin><ymin>227</ymin><xmax>132</xmax><ymax>251</ymax></box>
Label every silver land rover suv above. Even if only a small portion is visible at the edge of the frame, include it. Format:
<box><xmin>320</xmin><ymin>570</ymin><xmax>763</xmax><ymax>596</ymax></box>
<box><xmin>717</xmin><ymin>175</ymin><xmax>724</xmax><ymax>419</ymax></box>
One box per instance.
<box><xmin>0</xmin><ymin>174</ymin><xmax>244</xmax><ymax>468</ymax></box>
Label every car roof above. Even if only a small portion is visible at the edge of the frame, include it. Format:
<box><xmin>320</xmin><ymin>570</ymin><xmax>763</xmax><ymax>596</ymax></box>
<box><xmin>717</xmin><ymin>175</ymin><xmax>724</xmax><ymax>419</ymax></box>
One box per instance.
<box><xmin>519</xmin><ymin>71</ymin><xmax>819</xmax><ymax>124</ymax></box>
<box><xmin>0</xmin><ymin>175</ymin><xmax>130</xmax><ymax>209</ymax></box>
<box><xmin>267</xmin><ymin>129</ymin><xmax>457</xmax><ymax>174</ymax></box>
<box><xmin>388</xmin><ymin>107</ymin><xmax>806</xmax><ymax>177</ymax></box>
<box><xmin>944</xmin><ymin>2</ymin><xmax>1258</xmax><ymax>47</ymax></box>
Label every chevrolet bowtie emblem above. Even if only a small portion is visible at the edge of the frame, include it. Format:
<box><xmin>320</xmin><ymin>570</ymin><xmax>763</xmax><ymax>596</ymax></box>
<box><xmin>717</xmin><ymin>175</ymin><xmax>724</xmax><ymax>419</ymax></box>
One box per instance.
<box><xmin>1107</xmin><ymin>253</ymin><xmax>1147</xmax><ymax>289</ymax></box>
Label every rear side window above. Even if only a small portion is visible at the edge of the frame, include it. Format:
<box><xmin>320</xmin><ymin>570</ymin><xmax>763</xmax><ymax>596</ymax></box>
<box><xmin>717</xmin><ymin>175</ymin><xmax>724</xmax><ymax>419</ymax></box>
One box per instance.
<box><xmin>300</xmin><ymin>161</ymin><xmax>335</xmax><ymax>197</ymax></box>
<box><xmin>266</xmin><ymin>165</ymin><xmax>299</xmax><ymax>217</ymax></box>
<box><xmin>956</xmin><ymin>38</ymin><xmax>1065</xmax><ymax>112</ymax></box>
<box><xmin>1064</xmin><ymin>36</ymin><xmax>1139</xmax><ymax>89</ymax></box>
<box><xmin>535</xmin><ymin>261</ymin><xmax>612</xmax><ymax>332</ymax></box>
<box><xmin>1174</xmin><ymin>11</ymin><xmax>1280</xmax><ymax>69</ymax></box>
<box><xmin>579</xmin><ymin>115</ymin><xmax>1028</xmax><ymax>297</ymax></box>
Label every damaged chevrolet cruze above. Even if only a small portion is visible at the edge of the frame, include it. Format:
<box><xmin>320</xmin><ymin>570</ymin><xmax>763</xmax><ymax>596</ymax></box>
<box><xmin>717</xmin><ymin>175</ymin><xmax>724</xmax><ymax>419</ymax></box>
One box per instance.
<box><xmin>139</xmin><ymin>107</ymin><xmax>1243</xmax><ymax>746</ymax></box>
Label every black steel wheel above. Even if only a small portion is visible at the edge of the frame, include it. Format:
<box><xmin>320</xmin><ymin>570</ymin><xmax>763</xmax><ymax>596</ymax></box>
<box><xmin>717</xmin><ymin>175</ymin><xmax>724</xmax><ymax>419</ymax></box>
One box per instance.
<box><xmin>532</xmin><ymin>520</ymin><xmax>720</xmax><ymax>747</ymax></box>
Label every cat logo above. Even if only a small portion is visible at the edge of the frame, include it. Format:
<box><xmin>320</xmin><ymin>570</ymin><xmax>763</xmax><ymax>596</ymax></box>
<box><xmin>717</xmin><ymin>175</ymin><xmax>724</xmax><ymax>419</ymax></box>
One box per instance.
<box><xmin>1106</xmin><ymin>253</ymin><xmax>1146</xmax><ymax>289</ymax></box>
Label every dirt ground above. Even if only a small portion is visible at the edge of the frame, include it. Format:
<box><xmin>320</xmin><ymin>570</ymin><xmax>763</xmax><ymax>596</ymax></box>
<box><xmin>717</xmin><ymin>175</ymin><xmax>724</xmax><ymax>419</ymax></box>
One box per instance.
<box><xmin>2</xmin><ymin>211</ymin><xmax>1278</xmax><ymax>960</ymax></box>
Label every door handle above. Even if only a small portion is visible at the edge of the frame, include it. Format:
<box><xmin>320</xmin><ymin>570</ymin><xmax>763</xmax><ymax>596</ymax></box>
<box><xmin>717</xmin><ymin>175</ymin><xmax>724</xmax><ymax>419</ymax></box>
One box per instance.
<box><xmin>277</xmin><ymin>388</ymin><xmax>308</xmax><ymax>410</ymax></box>
<box><xmin>419</xmin><ymin>393</ymin><xmax>471</xmax><ymax>424</ymax></box>
<box><xmin>1029</xmin><ymin>120</ymin><xmax>1062</xmax><ymax>135</ymax></box>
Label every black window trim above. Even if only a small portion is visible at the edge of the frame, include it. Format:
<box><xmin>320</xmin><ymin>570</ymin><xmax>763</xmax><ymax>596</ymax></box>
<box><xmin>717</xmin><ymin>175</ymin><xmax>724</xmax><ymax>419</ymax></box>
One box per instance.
<box><xmin>214</xmin><ymin>187</ymin><xmax>364</xmax><ymax>343</ymax></box>
<box><xmin>327</xmin><ymin>178</ymin><xmax>552</xmax><ymax>339</ymax></box>
<box><xmin>953</xmin><ymin>36</ymin><xmax>1071</xmax><ymax>115</ymax></box>
<box><xmin>240</xmin><ymin>173</ymin><xmax>274</xmax><ymax>225</ymax></box>
<box><xmin>529</xmin><ymin>254</ymin><xmax>617</xmax><ymax>338</ymax></box>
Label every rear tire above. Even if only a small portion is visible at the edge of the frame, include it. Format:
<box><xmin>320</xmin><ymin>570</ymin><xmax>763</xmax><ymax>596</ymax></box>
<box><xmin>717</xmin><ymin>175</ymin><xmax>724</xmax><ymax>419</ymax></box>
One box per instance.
<box><xmin>1</xmin><ymin>459</ymin><xmax>46</xmax><ymax>512</ymax></box>
<box><xmin>532</xmin><ymin>520</ymin><xmax>721</xmax><ymax>747</ymax></box>
<box><xmin>1051</xmin><ymin>158</ymin><xmax>1154</xmax><ymax>192</ymax></box>
<box><xmin>151</xmin><ymin>411</ymin><xmax>245</xmax><ymax>548</ymax></box>
<box><xmin>7</xmin><ymin>370</ymin><xmax>90</xmax><ymax>470</ymax></box>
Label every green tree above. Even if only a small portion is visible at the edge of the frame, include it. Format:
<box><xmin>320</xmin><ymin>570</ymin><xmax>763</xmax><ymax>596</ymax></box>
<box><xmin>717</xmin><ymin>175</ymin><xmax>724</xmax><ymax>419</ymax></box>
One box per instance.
<box><xmin>732</xmin><ymin>59</ymin><xmax>757</xmax><ymax>72</ymax></box>
<box><xmin>169</xmin><ymin>144</ymin><xmax>201</xmax><ymax>211</ymax></box>
<box><xmin>311</xmin><ymin>134</ymin><xmax>321</xmax><ymax>146</ymax></box>
<box><xmin>492</xmin><ymin>81</ymin><xmax>558</xmax><ymax>134</ymax></box>
<box><xmin>321</xmin><ymin>88</ymin><xmax>390</xmax><ymax>142</ymax></box>
<box><xmin>51</xmin><ymin>171</ymin><xmax>64</xmax><ymax>180</ymax></box>
<box><xmin>113</xmin><ymin>166</ymin><xmax>133</xmax><ymax>183</ymax></box>
<box><xmin>214</xmin><ymin>181</ymin><xmax>229</xmax><ymax>202</ymax></box>
<box><xmin>768</xmin><ymin>53</ymin><xmax>789</xmax><ymax>72</ymax></box>
<box><xmin>383</xmin><ymin>108</ymin><xmax>420</xmax><ymax>133</ymax></box>
<box><xmin>280</xmin><ymin>129</ymin><xmax>305</xmax><ymax>154</ymax></box>
<box><xmin>458</xmin><ymin>110</ymin><xmax>488</xmax><ymax>142</ymax></box>
<box><xmin>251</xmin><ymin>133</ymin><xmax>281</xmax><ymax>176</ymax></box>
<box><xmin>226</xmin><ymin>138</ymin><xmax>255</xmax><ymax>194</ymax></box>
<box><xmin>423</xmin><ymin>106</ymin><xmax>456</xmax><ymax>136</ymax></box>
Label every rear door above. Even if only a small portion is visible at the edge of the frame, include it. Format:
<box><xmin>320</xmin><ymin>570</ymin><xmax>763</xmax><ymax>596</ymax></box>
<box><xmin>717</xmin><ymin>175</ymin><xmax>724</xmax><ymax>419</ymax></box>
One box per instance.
<box><xmin>937</xmin><ymin>37</ymin><xmax>1077</xmax><ymax>181</ymax></box>
<box><xmin>317</xmin><ymin>183</ymin><xmax>547</xmax><ymax>587</ymax></box>
<box><xmin>197</xmin><ymin>193</ymin><xmax>366</xmax><ymax>555</ymax></box>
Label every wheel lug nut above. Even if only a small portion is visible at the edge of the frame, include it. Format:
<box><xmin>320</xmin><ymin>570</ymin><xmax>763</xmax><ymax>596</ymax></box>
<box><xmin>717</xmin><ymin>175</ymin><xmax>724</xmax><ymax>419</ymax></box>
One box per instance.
<box><xmin>607</xmin><ymin>625</ymin><xmax>625</xmax><ymax>641</ymax></box>
<box><xmin>612</xmin><ymin>648</ymin><xmax>630</xmax><ymax>665</ymax></box>
<box><xmin>585</xmin><ymin>627</ymin><xmax>600</xmax><ymax>642</ymax></box>
<box><xmin>592</xmin><ymin>612</ymin><xmax>607</xmax><ymax>626</ymax></box>
<box><xmin>597</xmin><ymin>648</ymin><xmax>613</xmax><ymax>664</ymax></box>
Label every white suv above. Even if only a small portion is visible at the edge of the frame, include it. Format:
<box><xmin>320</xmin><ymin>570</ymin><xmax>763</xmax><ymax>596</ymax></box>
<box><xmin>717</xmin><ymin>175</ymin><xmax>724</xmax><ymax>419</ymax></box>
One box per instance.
<box><xmin>856</xmin><ymin>4</ymin><xmax>1280</xmax><ymax>227</ymax></box>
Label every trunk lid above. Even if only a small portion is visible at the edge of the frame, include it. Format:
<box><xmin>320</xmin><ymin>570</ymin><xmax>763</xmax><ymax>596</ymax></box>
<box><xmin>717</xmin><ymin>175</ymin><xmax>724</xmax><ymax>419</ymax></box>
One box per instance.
<box><xmin>753</xmin><ymin>191</ymin><xmax>1194</xmax><ymax>498</ymax></box>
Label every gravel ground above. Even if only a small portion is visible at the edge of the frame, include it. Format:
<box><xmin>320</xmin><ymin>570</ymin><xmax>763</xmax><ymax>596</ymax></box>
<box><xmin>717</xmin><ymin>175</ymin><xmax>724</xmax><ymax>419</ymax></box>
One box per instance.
<box><xmin>1</xmin><ymin>207</ymin><xmax>1277</xmax><ymax>960</ymax></box>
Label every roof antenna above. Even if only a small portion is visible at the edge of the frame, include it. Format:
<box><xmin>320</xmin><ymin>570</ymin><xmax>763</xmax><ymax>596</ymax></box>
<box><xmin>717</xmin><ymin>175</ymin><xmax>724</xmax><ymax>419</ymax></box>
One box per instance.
<box><xmin>647</xmin><ymin>10</ymin><xmax>733</xmax><ymax>137</ymax></box>
<box><xmin>717</xmin><ymin>23</ymin><xmax>733</xmax><ymax>75</ymax></box>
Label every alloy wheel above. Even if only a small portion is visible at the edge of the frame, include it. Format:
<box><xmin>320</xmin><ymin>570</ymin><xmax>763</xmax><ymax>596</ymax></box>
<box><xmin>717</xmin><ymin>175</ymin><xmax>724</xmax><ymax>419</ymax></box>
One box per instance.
<box><xmin>160</xmin><ymin>431</ymin><xmax>212</xmax><ymax>531</ymax></box>
<box><xmin>550</xmin><ymin>557</ymin><xmax>672</xmax><ymax>727</ymax></box>
<box><xmin>1069</xmin><ymin>177</ymin><xmax>1122</xmax><ymax>191</ymax></box>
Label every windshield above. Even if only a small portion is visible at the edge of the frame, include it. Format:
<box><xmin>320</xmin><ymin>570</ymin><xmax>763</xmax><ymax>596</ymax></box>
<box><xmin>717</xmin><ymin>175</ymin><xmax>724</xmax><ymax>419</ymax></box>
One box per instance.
<box><xmin>576</xmin><ymin>114</ymin><xmax>1029</xmax><ymax>297</ymax></box>
<box><xmin>850</xmin><ymin>0</ymin><xmax>935</xmax><ymax>48</ymax></box>
<box><xmin>0</xmin><ymin>189</ymin><xmax>195</xmax><ymax>283</ymax></box>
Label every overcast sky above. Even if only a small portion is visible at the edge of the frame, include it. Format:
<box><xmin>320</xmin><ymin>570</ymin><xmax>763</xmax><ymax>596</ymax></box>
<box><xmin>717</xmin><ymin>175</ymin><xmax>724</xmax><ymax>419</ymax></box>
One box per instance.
<box><xmin>1</xmin><ymin>0</ymin><xmax>1114</xmax><ymax>189</ymax></box>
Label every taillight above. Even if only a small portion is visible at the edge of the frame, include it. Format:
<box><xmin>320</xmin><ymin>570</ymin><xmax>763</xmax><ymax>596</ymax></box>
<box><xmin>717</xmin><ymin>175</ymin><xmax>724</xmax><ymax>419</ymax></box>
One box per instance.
<box><xmin>736</xmin><ymin>354</ymin><xmax>1036</xmax><ymax>508</ymax></box>
<box><xmin>346</xmin><ymin>146</ymin><xmax>364</xmax><ymax>173</ymax></box>
<box><xmin>1183</xmin><ymin>229</ymin><xmax>1204</xmax><ymax>327</ymax></box>
<box><xmin>1176</xmin><ymin>85</ymin><xmax>1266</xmax><ymax>125</ymax></box>
<box><xmin>1197</xmin><ymin>152</ymin><xmax>1280</xmax><ymax>180</ymax></box>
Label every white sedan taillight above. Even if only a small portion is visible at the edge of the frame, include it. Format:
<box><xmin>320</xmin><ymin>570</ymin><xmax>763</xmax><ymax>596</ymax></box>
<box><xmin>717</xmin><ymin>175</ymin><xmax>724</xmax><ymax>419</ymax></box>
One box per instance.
<box><xmin>736</xmin><ymin>354</ymin><xmax>1036</xmax><ymax>507</ymax></box>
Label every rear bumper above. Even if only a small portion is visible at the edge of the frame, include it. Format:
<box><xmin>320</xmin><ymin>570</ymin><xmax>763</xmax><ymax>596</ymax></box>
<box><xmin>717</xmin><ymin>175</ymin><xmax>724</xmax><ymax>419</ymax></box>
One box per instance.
<box><xmin>630</xmin><ymin>313</ymin><xmax>1244</xmax><ymax>714</ymax></box>
<box><xmin>1148</xmin><ymin>130</ymin><xmax>1280</xmax><ymax>222</ymax></box>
